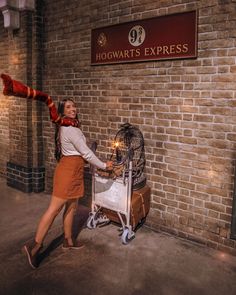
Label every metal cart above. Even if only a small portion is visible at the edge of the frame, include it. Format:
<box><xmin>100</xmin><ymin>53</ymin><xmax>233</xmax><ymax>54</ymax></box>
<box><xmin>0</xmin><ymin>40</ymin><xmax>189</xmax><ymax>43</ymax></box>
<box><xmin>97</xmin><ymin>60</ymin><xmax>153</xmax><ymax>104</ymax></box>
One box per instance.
<box><xmin>87</xmin><ymin>160</ymin><xmax>136</xmax><ymax>244</ymax></box>
<box><xmin>87</xmin><ymin>123</ymin><xmax>147</xmax><ymax>244</ymax></box>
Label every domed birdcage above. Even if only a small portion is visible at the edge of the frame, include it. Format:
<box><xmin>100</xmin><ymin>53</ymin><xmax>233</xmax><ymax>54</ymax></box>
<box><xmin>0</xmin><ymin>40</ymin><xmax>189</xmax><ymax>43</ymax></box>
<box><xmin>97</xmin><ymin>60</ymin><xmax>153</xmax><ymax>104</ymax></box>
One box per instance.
<box><xmin>112</xmin><ymin>123</ymin><xmax>146</xmax><ymax>190</ymax></box>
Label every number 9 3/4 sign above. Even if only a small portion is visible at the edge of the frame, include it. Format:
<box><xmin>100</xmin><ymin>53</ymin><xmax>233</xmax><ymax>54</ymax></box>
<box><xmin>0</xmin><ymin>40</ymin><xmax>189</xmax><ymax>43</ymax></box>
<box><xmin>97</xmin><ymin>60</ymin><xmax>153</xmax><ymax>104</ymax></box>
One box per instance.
<box><xmin>128</xmin><ymin>25</ymin><xmax>146</xmax><ymax>47</ymax></box>
<box><xmin>91</xmin><ymin>11</ymin><xmax>197</xmax><ymax>65</ymax></box>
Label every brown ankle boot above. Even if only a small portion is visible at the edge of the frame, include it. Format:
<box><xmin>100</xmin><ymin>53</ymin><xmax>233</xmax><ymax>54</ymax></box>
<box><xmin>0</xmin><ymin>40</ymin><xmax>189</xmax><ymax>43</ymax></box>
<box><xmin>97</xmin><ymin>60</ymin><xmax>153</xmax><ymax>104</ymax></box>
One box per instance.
<box><xmin>22</xmin><ymin>241</ymin><xmax>42</xmax><ymax>269</ymax></box>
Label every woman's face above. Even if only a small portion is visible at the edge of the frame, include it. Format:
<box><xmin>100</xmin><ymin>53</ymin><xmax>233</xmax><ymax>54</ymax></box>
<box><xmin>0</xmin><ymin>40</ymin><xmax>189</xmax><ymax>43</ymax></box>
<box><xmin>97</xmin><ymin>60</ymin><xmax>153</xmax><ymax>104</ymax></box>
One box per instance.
<box><xmin>63</xmin><ymin>100</ymin><xmax>77</xmax><ymax>119</ymax></box>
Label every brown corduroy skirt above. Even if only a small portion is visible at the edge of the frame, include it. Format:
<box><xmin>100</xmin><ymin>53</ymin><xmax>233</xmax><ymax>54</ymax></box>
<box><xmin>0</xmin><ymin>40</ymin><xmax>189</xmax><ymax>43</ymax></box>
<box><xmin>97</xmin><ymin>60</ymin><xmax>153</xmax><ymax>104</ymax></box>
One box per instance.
<box><xmin>52</xmin><ymin>156</ymin><xmax>85</xmax><ymax>199</ymax></box>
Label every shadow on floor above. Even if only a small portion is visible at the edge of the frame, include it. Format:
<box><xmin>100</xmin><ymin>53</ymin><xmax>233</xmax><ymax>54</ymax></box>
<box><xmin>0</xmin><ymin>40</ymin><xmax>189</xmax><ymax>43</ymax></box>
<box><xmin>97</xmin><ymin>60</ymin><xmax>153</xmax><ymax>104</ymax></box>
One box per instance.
<box><xmin>37</xmin><ymin>204</ymin><xmax>90</xmax><ymax>266</ymax></box>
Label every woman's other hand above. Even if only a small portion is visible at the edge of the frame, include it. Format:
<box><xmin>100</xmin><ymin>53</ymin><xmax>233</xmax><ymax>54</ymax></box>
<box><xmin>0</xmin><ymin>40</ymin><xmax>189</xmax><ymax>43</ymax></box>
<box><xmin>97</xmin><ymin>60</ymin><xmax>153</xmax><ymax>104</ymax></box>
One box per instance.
<box><xmin>106</xmin><ymin>161</ymin><xmax>113</xmax><ymax>170</ymax></box>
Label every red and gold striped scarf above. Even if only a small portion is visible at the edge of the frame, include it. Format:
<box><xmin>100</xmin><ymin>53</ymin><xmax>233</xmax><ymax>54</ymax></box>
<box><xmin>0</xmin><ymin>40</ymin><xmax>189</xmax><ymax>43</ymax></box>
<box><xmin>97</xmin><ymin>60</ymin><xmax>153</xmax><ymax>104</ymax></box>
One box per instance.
<box><xmin>1</xmin><ymin>74</ymin><xmax>80</xmax><ymax>127</ymax></box>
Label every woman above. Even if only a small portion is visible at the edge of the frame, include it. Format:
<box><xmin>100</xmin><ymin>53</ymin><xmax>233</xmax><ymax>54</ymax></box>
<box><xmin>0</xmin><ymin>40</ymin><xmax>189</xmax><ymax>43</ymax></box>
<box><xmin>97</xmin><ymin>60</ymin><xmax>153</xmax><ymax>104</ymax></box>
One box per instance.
<box><xmin>23</xmin><ymin>98</ymin><xmax>113</xmax><ymax>269</ymax></box>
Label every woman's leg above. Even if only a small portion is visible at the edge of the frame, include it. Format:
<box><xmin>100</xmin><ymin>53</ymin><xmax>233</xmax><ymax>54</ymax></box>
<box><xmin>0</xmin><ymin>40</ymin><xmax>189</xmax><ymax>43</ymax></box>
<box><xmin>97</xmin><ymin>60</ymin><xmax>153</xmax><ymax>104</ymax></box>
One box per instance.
<box><xmin>23</xmin><ymin>196</ymin><xmax>67</xmax><ymax>269</ymax></box>
<box><xmin>35</xmin><ymin>196</ymin><xmax>67</xmax><ymax>244</ymax></box>
<box><xmin>63</xmin><ymin>199</ymin><xmax>77</xmax><ymax>245</ymax></box>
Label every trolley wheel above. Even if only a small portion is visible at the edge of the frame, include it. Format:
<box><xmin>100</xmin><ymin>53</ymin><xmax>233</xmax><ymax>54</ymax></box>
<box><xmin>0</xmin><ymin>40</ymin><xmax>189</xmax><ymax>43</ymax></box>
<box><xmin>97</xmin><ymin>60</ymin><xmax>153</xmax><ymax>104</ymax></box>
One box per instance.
<box><xmin>87</xmin><ymin>214</ymin><xmax>97</xmax><ymax>229</ymax></box>
<box><xmin>121</xmin><ymin>228</ymin><xmax>135</xmax><ymax>245</ymax></box>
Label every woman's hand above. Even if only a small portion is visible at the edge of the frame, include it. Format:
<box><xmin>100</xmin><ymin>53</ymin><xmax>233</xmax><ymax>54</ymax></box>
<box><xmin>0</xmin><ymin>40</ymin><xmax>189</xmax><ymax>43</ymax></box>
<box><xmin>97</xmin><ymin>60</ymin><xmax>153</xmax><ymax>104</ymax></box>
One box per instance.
<box><xmin>106</xmin><ymin>161</ymin><xmax>113</xmax><ymax>170</ymax></box>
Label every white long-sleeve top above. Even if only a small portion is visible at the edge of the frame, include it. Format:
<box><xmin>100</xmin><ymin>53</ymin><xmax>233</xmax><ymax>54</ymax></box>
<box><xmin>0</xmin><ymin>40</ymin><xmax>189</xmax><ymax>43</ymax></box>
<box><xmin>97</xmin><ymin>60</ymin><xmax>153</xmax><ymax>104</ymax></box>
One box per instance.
<box><xmin>60</xmin><ymin>126</ymin><xmax>106</xmax><ymax>170</ymax></box>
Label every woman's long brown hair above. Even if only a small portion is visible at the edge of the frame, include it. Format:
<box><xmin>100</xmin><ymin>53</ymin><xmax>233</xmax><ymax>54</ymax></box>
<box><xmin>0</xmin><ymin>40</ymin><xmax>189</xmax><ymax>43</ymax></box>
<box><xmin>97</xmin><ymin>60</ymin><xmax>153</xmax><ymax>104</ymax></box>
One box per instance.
<box><xmin>54</xmin><ymin>99</ymin><xmax>78</xmax><ymax>161</ymax></box>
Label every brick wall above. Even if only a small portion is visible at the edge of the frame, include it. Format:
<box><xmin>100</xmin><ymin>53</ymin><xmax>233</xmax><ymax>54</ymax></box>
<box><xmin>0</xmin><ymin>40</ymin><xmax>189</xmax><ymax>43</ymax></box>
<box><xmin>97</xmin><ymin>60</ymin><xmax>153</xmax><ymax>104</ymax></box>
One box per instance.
<box><xmin>1</xmin><ymin>0</ymin><xmax>236</xmax><ymax>253</ymax></box>
<box><xmin>41</xmin><ymin>0</ymin><xmax>236</xmax><ymax>254</ymax></box>
<box><xmin>0</xmin><ymin>16</ymin><xmax>10</xmax><ymax>177</ymax></box>
<box><xmin>0</xmin><ymin>3</ymin><xmax>45</xmax><ymax>192</ymax></box>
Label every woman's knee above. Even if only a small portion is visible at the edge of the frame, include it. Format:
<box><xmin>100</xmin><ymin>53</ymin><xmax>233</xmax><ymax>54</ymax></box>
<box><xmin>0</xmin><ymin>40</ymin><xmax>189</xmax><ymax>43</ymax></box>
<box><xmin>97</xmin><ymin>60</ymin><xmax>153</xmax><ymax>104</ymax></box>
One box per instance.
<box><xmin>47</xmin><ymin>197</ymin><xmax>66</xmax><ymax>216</ymax></box>
<box><xmin>64</xmin><ymin>200</ymin><xmax>77</xmax><ymax>215</ymax></box>
<box><xmin>67</xmin><ymin>199</ymin><xmax>77</xmax><ymax>209</ymax></box>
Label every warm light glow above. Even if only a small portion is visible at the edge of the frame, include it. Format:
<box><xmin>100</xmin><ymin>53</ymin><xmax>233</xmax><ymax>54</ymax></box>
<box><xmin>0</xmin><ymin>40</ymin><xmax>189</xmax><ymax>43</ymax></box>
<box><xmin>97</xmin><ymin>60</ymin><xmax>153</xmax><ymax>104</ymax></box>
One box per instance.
<box><xmin>208</xmin><ymin>170</ymin><xmax>214</xmax><ymax>178</ymax></box>
<box><xmin>112</xmin><ymin>139</ymin><xmax>124</xmax><ymax>150</ymax></box>
<box><xmin>112</xmin><ymin>140</ymin><xmax>122</xmax><ymax>149</ymax></box>
<box><xmin>214</xmin><ymin>251</ymin><xmax>230</xmax><ymax>262</ymax></box>
<box><xmin>112</xmin><ymin>140</ymin><xmax>123</xmax><ymax>162</ymax></box>
<box><xmin>10</xmin><ymin>54</ymin><xmax>19</xmax><ymax>65</ymax></box>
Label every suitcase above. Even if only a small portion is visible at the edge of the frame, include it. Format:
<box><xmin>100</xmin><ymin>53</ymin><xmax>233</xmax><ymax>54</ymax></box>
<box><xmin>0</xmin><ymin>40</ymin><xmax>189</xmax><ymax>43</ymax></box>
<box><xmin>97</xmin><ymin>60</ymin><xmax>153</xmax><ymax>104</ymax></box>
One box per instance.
<box><xmin>101</xmin><ymin>185</ymin><xmax>151</xmax><ymax>230</ymax></box>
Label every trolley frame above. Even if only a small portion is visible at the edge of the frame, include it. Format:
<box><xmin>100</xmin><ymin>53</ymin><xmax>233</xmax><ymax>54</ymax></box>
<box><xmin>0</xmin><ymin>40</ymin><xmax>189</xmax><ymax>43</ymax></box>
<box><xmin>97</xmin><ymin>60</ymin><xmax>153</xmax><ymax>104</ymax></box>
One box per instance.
<box><xmin>87</xmin><ymin>160</ymin><xmax>135</xmax><ymax>244</ymax></box>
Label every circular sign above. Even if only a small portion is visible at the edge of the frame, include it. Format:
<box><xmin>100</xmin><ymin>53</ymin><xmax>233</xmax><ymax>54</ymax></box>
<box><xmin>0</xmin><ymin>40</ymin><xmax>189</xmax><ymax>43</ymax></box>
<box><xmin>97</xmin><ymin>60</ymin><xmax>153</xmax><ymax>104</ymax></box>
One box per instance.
<box><xmin>128</xmin><ymin>25</ymin><xmax>146</xmax><ymax>47</ymax></box>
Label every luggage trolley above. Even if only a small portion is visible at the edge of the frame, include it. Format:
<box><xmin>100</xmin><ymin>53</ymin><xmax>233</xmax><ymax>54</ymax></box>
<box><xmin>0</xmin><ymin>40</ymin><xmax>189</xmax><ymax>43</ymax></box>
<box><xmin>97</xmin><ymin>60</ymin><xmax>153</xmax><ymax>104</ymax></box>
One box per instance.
<box><xmin>87</xmin><ymin>159</ymin><xmax>135</xmax><ymax>244</ymax></box>
<box><xmin>86</xmin><ymin>123</ymin><xmax>147</xmax><ymax>245</ymax></box>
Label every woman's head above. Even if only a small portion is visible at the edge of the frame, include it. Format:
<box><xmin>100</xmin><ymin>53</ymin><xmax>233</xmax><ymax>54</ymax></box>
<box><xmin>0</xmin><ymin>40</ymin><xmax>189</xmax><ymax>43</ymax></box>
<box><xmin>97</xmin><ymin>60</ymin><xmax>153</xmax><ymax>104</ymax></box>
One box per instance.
<box><xmin>58</xmin><ymin>99</ymin><xmax>78</xmax><ymax>119</ymax></box>
<box><xmin>55</xmin><ymin>99</ymin><xmax>78</xmax><ymax>161</ymax></box>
